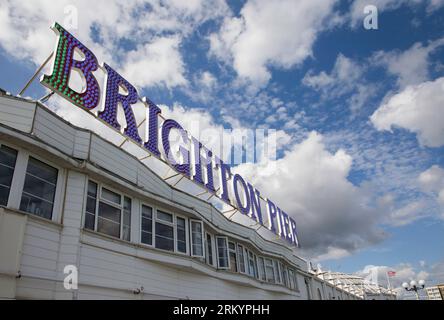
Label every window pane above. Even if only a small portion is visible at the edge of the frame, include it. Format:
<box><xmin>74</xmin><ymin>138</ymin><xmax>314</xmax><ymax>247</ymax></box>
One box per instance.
<box><xmin>206</xmin><ymin>234</ymin><xmax>213</xmax><ymax>266</ymax></box>
<box><xmin>155</xmin><ymin>222</ymin><xmax>174</xmax><ymax>251</ymax></box>
<box><xmin>142</xmin><ymin>205</ymin><xmax>152</xmax><ymax>219</ymax></box>
<box><xmin>101</xmin><ymin>187</ymin><xmax>121</xmax><ymax>204</ymax></box>
<box><xmin>0</xmin><ymin>145</ymin><xmax>17</xmax><ymax>206</ymax></box>
<box><xmin>20</xmin><ymin>157</ymin><xmax>57</xmax><ymax>219</ymax></box>
<box><xmin>85</xmin><ymin>181</ymin><xmax>97</xmax><ymax>230</ymax></box>
<box><xmin>228</xmin><ymin>242</ymin><xmax>237</xmax><ymax>273</ymax></box>
<box><xmin>97</xmin><ymin>216</ymin><xmax>120</xmax><ymax>238</ymax></box>
<box><xmin>237</xmin><ymin>245</ymin><xmax>246</xmax><ymax>273</ymax></box>
<box><xmin>157</xmin><ymin>210</ymin><xmax>173</xmax><ymax>223</ymax></box>
<box><xmin>86</xmin><ymin>197</ymin><xmax>96</xmax><ymax>215</ymax></box>
<box><xmin>0</xmin><ymin>145</ymin><xmax>18</xmax><ymax>167</ymax></box>
<box><xmin>22</xmin><ymin>174</ymin><xmax>56</xmax><ymax>201</ymax></box>
<box><xmin>87</xmin><ymin>181</ymin><xmax>98</xmax><ymax>197</ymax></box>
<box><xmin>258</xmin><ymin>257</ymin><xmax>266</xmax><ymax>281</ymax></box>
<box><xmin>0</xmin><ymin>185</ymin><xmax>11</xmax><ymax>206</ymax></box>
<box><xmin>25</xmin><ymin>157</ymin><xmax>58</xmax><ymax>184</ymax></box>
<box><xmin>0</xmin><ymin>166</ymin><xmax>15</xmax><ymax>187</ymax></box>
<box><xmin>141</xmin><ymin>231</ymin><xmax>152</xmax><ymax>245</ymax></box>
<box><xmin>265</xmin><ymin>259</ymin><xmax>275</xmax><ymax>283</ymax></box>
<box><xmin>176</xmin><ymin>217</ymin><xmax>186</xmax><ymax>253</ymax></box>
<box><xmin>122</xmin><ymin>197</ymin><xmax>131</xmax><ymax>241</ymax></box>
<box><xmin>84</xmin><ymin>212</ymin><xmax>95</xmax><ymax>230</ymax></box>
<box><xmin>141</xmin><ymin>205</ymin><xmax>153</xmax><ymax>245</ymax></box>
<box><xmin>191</xmin><ymin>221</ymin><xmax>203</xmax><ymax>257</ymax></box>
<box><xmin>216</xmin><ymin>237</ymin><xmax>228</xmax><ymax>268</ymax></box>
<box><xmin>98</xmin><ymin>201</ymin><xmax>121</xmax><ymax>223</ymax></box>
<box><xmin>248</xmin><ymin>251</ymin><xmax>257</xmax><ymax>278</ymax></box>
<box><xmin>274</xmin><ymin>260</ymin><xmax>281</xmax><ymax>283</ymax></box>
<box><xmin>122</xmin><ymin>225</ymin><xmax>131</xmax><ymax>241</ymax></box>
<box><xmin>141</xmin><ymin>215</ymin><xmax>153</xmax><ymax>232</ymax></box>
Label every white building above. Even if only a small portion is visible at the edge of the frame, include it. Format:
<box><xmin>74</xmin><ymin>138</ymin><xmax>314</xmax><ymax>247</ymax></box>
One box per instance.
<box><xmin>316</xmin><ymin>271</ymin><xmax>396</xmax><ymax>300</ymax></box>
<box><xmin>425</xmin><ymin>286</ymin><xmax>443</xmax><ymax>300</ymax></box>
<box><xmin>0</xmin><ymin>90</ymin><xmax>367</xmax><ymax>300</ymax></box>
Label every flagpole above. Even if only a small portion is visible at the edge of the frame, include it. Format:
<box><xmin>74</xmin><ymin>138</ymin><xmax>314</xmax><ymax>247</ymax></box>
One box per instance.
<box><xmin>386</xmin><ymin>272</ymin><xmax>391</xmax><ymax>291</ymax></box>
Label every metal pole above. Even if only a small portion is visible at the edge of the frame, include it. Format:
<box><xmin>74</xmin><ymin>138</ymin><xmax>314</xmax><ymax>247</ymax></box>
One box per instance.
<box><xmin>18</xmin><ymin>52</ymin><xmax>54</xmax><ymax>96</ymax></box>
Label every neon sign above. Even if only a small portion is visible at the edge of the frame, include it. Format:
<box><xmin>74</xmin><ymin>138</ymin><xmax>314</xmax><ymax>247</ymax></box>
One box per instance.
<box><xmin>41</xmin><ymin>22</ymin><xmax>299</xmax><ymax>247</ymax></box>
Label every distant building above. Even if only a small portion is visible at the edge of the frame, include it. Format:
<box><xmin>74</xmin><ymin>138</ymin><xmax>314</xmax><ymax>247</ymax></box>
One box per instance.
<box><xmin>425</xmin><ymin>286</ymin><xmax>443</xmax><ymax>300</ymax></box>
<box><xmin>315</xmin><ymin>271</ymin><xmax>397</xmax><ymax>300</ymax></box>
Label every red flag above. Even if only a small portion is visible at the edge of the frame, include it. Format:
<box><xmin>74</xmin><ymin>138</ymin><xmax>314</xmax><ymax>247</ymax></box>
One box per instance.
<box><xmin>387</xmin><ymin>271</ymin><xmax>396</xmax><ymax>277</ymax></box>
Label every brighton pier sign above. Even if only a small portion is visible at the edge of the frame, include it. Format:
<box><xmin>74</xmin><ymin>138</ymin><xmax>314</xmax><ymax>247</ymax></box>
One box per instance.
<box><xmin>40</xmin><ymin>22</ymin><xmax>299</xmax><ymax>247</ymax></box>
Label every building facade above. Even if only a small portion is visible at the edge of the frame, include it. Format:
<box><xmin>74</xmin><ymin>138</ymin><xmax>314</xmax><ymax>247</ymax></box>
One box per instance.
<box><xmin>0</xmin><ymin>91</ymin><xmax>370</xmax><ymax>300</ymax></box>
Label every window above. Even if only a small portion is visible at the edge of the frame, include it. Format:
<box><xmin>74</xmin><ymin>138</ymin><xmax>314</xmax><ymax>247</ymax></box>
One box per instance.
<box><xmin>122</xmin><ymin>197</ymin><xmax>131</xmax><ymax>241</ymax></box>
<box><xmin>216</xmin><ymin>236</ymin><xmax>229</xmax><ymax>269</ymax></box>
<box><xmin>84</xmin><ymin>181</ymin><xmax>97</xmax><ymax>230</ymax></box>
<box><xmin>293</xmin><ymin>271</ymin><xmax>299</xmax><ymax>291</ymax></box>
<box><xmin>97</xmin><ymin>188</ymin><xmax>121</xmax><ymax>238</ymax></box>
<box><xmin>288</xmin><ymin>268</ymin><xmax>296</xmax><ymax>290</ymax></box>
<box><xmin>237</xmin><ymin>244</ymin><xmax>246</xmax><ymax>274</ymax></box>
<box><xmin>0</xmin><ymin>145</ymin><xmax>17</xmax><ymax>206</ymax></box>
<box><xmin>274</xmin><ymin>260</ymin><xmax>282</xmax><ymax>284</ymax></box>
<box><xmin>84</xmin><ymin>182</ymin><xmax>132</xmax><ymax>241</ymax></box>
<box><xmin>247</xmin><ymin>250</ymin><xmax>258</xmax><ymax>278</ymax></box>
<box><xmin>280</xmin><ymin>263</ymin><xmax>289</xmax><ymax>287</ymax></box>
<box><xmin>155</xmin><ymin>210</ymin><xmax>174</xmax><ymax>251</ymax></box>
<box><xmin>257</xmin><ymin>256</ymin><xmax>266</xmax><ymax>281</ymax></box>
<box><xmin>205</xmin><ymin>233</ymin><xmax>214</xmax><ymax>266</ymax></box>
<box><xmin>176</xmin><ymin>216</ymin><xmax>187</xmax><ymax>253</ymax></box>
<box><xmin>228</xmin><ymin>242</ymin><xmax>238</xmax><ymax>273</ymax></box>
<box><xmin>20</xmin><ymin>156</ymin><xmax>58</xmax><ymax>219</ymax></box>
<box><xmin>264</xmin><ymin>258</ymin><xmax>275</xmax><ymax>283</ymax></box>
<box><xmin>190</xmin><ymin>220</ymin><xmax>204</xmax><ymax>257</ymax></box>
<box><xmin>141</xmin><ymin>204</ymin><xmax>153</xmax><ymax>245</ymax></box>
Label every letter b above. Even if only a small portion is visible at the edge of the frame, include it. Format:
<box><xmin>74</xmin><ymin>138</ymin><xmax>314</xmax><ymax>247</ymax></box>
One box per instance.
<box><xmin>41</xmin><ymin>22</ymin><xmax>100</xmax><ymax>110</ymax></box>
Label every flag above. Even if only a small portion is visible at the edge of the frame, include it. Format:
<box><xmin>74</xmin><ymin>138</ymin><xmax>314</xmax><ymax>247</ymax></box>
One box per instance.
<box><xmin>387</xmin><ymin>271</ymin><xmax>396</xmax><ymax>277</ymax></box>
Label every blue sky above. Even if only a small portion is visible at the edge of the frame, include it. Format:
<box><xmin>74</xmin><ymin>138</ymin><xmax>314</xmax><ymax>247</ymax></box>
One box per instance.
<box><xmin>0</xmin><ymin>0</ymin><xmax>443</xmax><ymax>291</ymax></box>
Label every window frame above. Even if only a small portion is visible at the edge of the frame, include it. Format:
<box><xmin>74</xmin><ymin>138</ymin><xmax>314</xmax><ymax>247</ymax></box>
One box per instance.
<box><xmin>236</xmin><ymin>244</ymin><xmax>247</xmax><ymax>274</ymax></box>
<box><xmin>264</xmin><ymin>258</ymin><xmax>275</xmax><ymax>283</ymax></box>
<box><xmin>246</xmin><ymin>249</ymin><xmax>258</xmax><ymax>278</ymax></box>
<box><xmin>12</xmin><ymin>147</ymin><xmax>65</xmax><ymax>222</ymax></box>
<box><xmin>189</xmin><ymin>219</ymin><xmax>204</xmax><ymax>258</ymax></box>
<box><xmin>176</xmin><ymin>214</ymin><xmax>189</xmax><ymax>255</ymax></box>
<box><xmin>0</xmin><ymin>143</ymin><xmax>18</xmax><ymax>208</ymax></box>
<box><xmin>274</xmin><ymin>260</ymin><xmax>282</xmax><ymax>284</ymax></box>
<box><xmin>257</xmin><ymin>256</ymin><xmax>267</xmax><ymax>281</ymax></box>
<box><xmin>154</xmin><ymin>208</ymin><xmax>176</xmax><ymax>252</ymax></box>
<box><xmin>140</xmin><ymin>203</ymin><xmax>154</xmax><ymax>246</ymax></box>
<box><xmin>215</xmin><ymin>236</ymin><xmax>230</xmax><ymax>270</ymax></box>
<box><xmin>205</xmin><ymin>232</ymin><xmax>215</xmax><ymax>267</ymax></box>
<box><xmin>228</xmin><ymin>241</ymin><xmax>238</xmax><ymax>273</ymax></box>
<box><xmin>83</xmin><ymin>180</ymin><xmax>133</xmax><ymax>241</ymax></box>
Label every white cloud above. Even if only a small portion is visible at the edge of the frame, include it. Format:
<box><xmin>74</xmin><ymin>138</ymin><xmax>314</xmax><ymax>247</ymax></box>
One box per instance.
<box><xmin>302</xmin><ymin>54</ymin><xmax>376</xmax><ymax>113</ymax></box>
<box><xmin>419</xmin><ymin>165</ymin><xmax>444</xmax><ymax>218</ymax></box>
<box><xmin>372</xmin><ymin>39</ymin><xmax>444</xmax><ymax>88</ymax></box>
<box><xmin>0</xmin><ymin>0</ymin><xmax>229</xmax><ymax>89</ymax></box>
<box><xmin>209</xmin><ymin>0</ymin><xmax>339</xmax><ymax>87</ymax></box>
<box><xmin>234</xmin><ymin>131</ymin><xmax>387</xmax><ymax>258</ymax></box>
<box><xmin>370</xmin><ymin>77</ymin><xmax>444</xmax><ymax>148</ymax></box>
<box><xmin>385</xmin><ymin>201</ymin><xmax>428</xmax><ymax>226</ymax></box>
<box><xmin>122</xmin><ymin>36</ymin><xmax>187</xmax><ymax>89</ymax></box>
<box><xmin>314</xmin><ymin>247</ymin><xmax>351</xmax><ymax>262</ymax></box>
<box><xmin>419</xmin><ymin>165</ymin><xmax>444</xmax><ymax>191</ymax></box>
